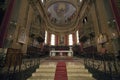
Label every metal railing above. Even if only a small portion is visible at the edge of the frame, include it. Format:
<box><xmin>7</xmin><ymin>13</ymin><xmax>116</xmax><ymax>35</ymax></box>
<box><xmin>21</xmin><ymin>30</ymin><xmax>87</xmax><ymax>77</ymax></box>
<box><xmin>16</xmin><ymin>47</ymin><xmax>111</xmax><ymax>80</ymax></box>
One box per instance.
<box><xmin>0</xmin><ymin>55</ymin><xmax>41</xmax><ymax>80</ymax></box>
<box><xmin>83</xmin><ymin>52</ymin><xmax>120</xmax><ymax>80</ymax></box>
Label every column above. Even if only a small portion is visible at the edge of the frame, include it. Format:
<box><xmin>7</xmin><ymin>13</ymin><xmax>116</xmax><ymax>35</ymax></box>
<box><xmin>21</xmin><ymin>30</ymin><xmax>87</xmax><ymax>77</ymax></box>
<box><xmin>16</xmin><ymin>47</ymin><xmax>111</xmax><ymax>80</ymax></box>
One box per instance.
<box><xmin>96</xmin><ymin>0</ymin><xmax>115</xmax><ymax>53</ymax></box>
<box><xmin>73</xmin><ymin>33</ymin><xmax>77</xmax><ymax>45</ymax></box>
<box><xmin>55</xmin><ymin>34</ymin><xmax>58</xmax><ymax>46</ymax></box>
<box><xmin>109</xmin><ymin>0</ymin><xmax>120</xmax><ymax>33</ymax></box>
<box><xmin>21</xmin><ymin>5</ymin><xmax>34</xmax><ymax>54</ymax></box>
<box><xmin>65</xmin><ymin>35</ymin><xmax>68</xmax><ymax>46</ymax></box>
<box><xmin>47</xmin><ymin>32</ymin><xmax>51</xmax><ymax>45</ymax></box>
<box><xmin>80</xmin><ymin>42</ymin><xmax>83</xmax><ymax>52</ymax></box>
<box><xmin>0</xmin><ymin>0</ymin><xmax>15</xmax><ymax>47</ymax></box>
<box><xmin>11</xmin><ymin>0</ymin><xmax>29</xmax><ymax>50</ymax></box>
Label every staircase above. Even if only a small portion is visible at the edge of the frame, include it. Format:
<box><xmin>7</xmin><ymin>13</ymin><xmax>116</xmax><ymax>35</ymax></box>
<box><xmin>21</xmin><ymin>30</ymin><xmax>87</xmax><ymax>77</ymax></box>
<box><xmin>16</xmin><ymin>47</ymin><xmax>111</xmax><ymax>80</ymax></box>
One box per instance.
<box><xmin>27</xmin><ymin>61</ymin><xmax>95</xmax><ymax>80</ymax></box>
<box><xmin>66</xmin><ymin>62</ymin><xmax>95</xmax><ymax>80</ymax></box>
<box><xmin>27</xmin><ymin>62</ymin><xmax>57</xmax><ymax>80</ymax></box>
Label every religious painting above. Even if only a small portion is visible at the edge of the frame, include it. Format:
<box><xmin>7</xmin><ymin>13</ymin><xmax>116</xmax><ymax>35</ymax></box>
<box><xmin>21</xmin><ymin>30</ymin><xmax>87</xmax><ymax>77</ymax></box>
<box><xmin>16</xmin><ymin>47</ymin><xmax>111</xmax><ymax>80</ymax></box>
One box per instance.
<box><xmin>47</xmin><ymin>2</ymin><xmax>76</xmax><ymax>25</ymax></box>
<box><xmin>54</xmin><ymin>2</ymin><xmax>69</xmax><ymax>16</ymax></box>
<box><xmin>18</xmin><ymin>27</ymin><xmax>27</xmax><ymax>44</ymax></box>
<box><xmin>59</xmin><ymin>35</ymin><xmax>64</xmax><ymax>45</ymax></box>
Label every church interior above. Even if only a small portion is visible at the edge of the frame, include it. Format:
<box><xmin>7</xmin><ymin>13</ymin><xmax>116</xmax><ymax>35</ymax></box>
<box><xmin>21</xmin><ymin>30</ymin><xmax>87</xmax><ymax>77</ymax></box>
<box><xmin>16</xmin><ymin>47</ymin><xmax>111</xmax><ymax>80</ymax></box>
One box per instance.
<box><xmin>0</xmin><ymin>0</ymin><xmax>120</xmax><ymax>80</ymax></box>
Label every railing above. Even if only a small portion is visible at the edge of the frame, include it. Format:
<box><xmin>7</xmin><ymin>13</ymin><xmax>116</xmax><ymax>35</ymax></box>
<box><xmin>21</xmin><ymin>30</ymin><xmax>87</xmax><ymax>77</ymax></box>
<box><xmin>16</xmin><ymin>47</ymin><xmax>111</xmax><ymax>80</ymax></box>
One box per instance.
<box><xmin>0</xmin><ymin>52</ymin><xmax>6</xmax><ymax>68</ymax></box>
<box><xmin>0</xmin><ymin>56</ymin><xmax>41</xmax><ymax>80</ymax></box>
<box><xmin>82</xmin><ymin>52</ymin><xmax>120</xmax><ymax>80</ymax></box>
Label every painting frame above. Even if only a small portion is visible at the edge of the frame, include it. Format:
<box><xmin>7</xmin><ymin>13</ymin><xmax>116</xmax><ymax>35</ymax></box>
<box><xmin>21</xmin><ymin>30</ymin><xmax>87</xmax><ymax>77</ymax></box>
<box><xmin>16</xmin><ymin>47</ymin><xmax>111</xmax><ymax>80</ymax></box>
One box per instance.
<box><xmin>18</xmin><ymin>27</ymin><xmax>27</xmax><ymax>44</ymax></box>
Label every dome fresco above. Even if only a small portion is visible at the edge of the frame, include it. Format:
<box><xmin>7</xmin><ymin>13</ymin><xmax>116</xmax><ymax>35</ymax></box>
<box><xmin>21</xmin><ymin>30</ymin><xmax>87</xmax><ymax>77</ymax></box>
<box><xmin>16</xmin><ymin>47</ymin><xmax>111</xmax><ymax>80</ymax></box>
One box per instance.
<box><xmin>47</xmin><ymin>2</ymin><xmax>76</xmax><ymax>26</ymax></box>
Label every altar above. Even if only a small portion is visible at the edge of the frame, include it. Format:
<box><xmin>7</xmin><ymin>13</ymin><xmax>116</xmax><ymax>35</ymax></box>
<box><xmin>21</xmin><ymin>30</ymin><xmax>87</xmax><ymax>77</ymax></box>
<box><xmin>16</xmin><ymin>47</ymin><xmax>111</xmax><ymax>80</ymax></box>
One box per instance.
<box><xmin>49</xmin><ymin>47</ymin><xmax>73</xmax><ymax>57</ymax></box>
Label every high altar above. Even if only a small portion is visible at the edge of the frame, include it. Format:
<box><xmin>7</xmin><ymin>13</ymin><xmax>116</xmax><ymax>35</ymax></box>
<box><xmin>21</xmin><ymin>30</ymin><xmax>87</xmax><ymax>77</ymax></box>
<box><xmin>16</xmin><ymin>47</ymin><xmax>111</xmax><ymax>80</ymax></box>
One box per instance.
<box><xmin>49</xmin><ymin>46</ymin><xmax>73</xmax><ymax>57</ymax></box>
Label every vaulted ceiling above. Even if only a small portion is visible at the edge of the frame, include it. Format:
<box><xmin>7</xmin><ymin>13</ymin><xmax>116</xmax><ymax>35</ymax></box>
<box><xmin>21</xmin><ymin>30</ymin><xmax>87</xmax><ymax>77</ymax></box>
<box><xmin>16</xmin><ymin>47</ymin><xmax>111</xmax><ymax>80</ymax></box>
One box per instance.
<box><xmin>30</xmin><ymin>0</ymin><xmax>91</xmax><ymax>34</ymax></box>
<box><xmin>44</xmin><ymin>0</ymin><xmax>83</xmax><ymax>34</ymax></box>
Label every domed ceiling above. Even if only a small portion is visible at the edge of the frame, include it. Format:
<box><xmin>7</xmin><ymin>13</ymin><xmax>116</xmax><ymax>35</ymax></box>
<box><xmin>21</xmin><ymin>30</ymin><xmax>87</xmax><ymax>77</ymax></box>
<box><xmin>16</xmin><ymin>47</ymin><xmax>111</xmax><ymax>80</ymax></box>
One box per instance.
<box><xmin>43</xmin><ymin>0</ymin><xmax>83</xmax><ymax>34</ymax></box>
<box><xmin>47</xmin><ymin>2</ymin><xmax>76</xmax><ymax>26</ymax></box>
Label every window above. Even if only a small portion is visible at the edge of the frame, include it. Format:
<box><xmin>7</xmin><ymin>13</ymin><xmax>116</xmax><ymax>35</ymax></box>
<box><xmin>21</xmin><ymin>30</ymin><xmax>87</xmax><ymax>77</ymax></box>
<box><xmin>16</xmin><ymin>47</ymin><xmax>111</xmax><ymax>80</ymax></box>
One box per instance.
<box><xmin>76</xmin><ymin>31</ymin><xmax>79</xmax><ymax>44</ymax></box>
<box><xmin>45</xmin><ymin>31</ymin><xmax>47</xmax><ymax>44</ymax></box>
<box><xmin>80</xmin><ymin>0</ymin><xmax>82</xmax><ymax>2</ymax></box>
<box><xmin>83</xmin><ymin>17</ymin><xmax>87</xmax><ymax>24</ymax></box>
<box><xmin>51</xmin><ymin>34</ymin><xmax>55</xmax><ymax>45</ymax></box>
<box><xmin>41</xmin><ymin>0</ymin><xmax>44</xmax><ymax>3</ymax></box>
<box><xmin>69</xmin><ymin>34</ymin><xmax>73</xmax><ymax>45</ymax></box>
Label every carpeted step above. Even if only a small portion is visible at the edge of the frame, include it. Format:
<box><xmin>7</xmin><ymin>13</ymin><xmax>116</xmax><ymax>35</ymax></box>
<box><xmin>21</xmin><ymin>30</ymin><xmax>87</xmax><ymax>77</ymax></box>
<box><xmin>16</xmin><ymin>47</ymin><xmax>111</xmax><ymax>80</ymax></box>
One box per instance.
<box><xmin>54</xmin><ymin>62</ymin><xmax>68</xmax><ymax>80</ymax></box>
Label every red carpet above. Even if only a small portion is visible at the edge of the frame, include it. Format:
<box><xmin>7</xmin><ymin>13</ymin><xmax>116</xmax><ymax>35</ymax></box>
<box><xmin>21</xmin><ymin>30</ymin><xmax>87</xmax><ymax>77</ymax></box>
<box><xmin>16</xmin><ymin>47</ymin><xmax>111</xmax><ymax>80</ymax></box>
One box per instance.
<box><xmin>54</xmin><ymin>62</ymin><xmax>68</xmax><ymax>80</ymax></box>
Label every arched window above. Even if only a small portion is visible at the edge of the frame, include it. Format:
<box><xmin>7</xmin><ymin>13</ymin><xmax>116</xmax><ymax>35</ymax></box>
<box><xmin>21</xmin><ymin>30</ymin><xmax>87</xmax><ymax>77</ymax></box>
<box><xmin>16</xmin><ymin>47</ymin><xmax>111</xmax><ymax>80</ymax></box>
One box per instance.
<box><xmin>45</xmin><ymin>31</ymin><xmax>47</xmax><ymax>44</ymax></box>
<box><xmin>51</xmin><ymin>34</ymin><xmax>55</xmax><ymax>45</ymax></box>
<box><xmin>76</xmin><ymin>30</ymin><xmax>79</xmax><ymax>44</ymax></box>
<box><xmin>41</xmin><ymin>0</ymin><xmax>44</xmax><ymax>3</ymax></box>
<box><xmin>69</xmin><ymin>34</ymin><xmax>73</xmax><ymax>45</ymax></box>
<box><xmin>79</xmin><ymin>0</ymin><xmax>82</xmax><ymax>2</ymax></box>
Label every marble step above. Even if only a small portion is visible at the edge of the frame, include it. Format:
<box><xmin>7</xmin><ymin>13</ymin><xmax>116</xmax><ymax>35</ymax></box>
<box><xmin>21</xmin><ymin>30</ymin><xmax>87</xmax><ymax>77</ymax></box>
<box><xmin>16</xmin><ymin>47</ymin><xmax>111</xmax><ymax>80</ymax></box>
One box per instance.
<box><xmin>67</xmin><ymin>69</ymin><xmax>88</xmax><ymax>72</ymax></box>
<box><xmin>66</xmin><ymin>62</ymin><xmax>84</xmax><ymax>64</ymax></box>
<box><xmin>67</xmin><ymin>67</ymin><xmax>85</xmax><ymax>69</ymax></box>
<box><xmin>27</xmin><ymin>76</ymin><xmax>54</xmax><ymax>80</ymax></box>
<box><xmin>66</xmin><ymin>65</ymin><xmax>85</xmax><ymax>68</ymax></box>
<box><xmin>67</xmin><ymin>71</ymin><xmax>89</xmax><ymax>73</ymax></box>
<box><xmin>68</xmin><ymin>77</ymin><xmax>96</xmax><ymax>80</ymax></box>
<box><xmin>32</xmin><ymin>72</ymin><xmax>55</xmax><ymax>76</ymax></box>
<box><xmin>36</xmin><ymin>69</ymin><xmax>56</xmax><ymax>72</ymax></box>
<box><xmin>67</xmin><ymin>73</ymin><xmax>92</xmax><ymax>77</ymax></box>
